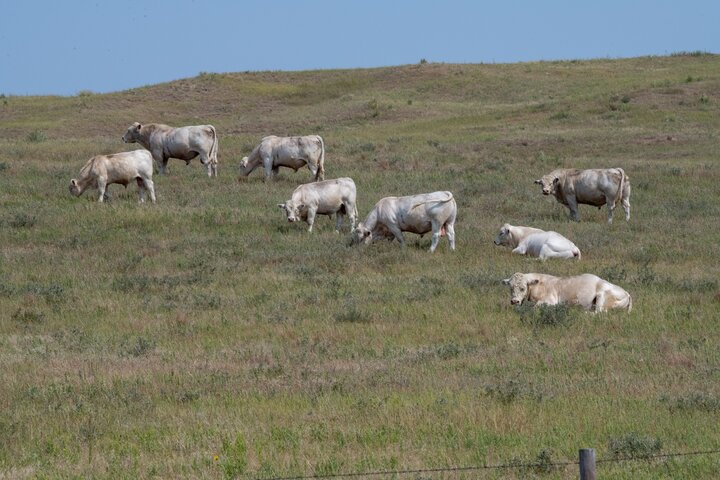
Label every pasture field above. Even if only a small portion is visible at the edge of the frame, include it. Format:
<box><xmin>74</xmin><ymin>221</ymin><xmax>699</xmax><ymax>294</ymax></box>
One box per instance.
<box><xmin>1</xmin><ymin>54</ymin><xmax>720</xmax><ymax>479</ymax></box>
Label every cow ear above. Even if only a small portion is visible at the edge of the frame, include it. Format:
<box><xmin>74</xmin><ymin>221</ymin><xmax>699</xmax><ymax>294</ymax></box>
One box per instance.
<box><xmin>277</xmin><ymin>203</ymin><xmax>285</xmax><ymax>209</ymax></box>
<box><xmin>552</xmin><ymin>177</ymin><xmax>559</xmax><ymax>185</ymax></box>
<box><xmin>502</xmin><ymin>278</ymin><xmax>510</xmax><ymax>285</ymax></box>
<box><xmin>136</xmin><ymin>123</ymin><xmax>142</xmax><ymax>130</ymax></box>
<box><xmin>528</xmin><ymin>279</ymin><xmax>540</xmax><ymax>285</ymax></box>
<box><xmin>534</xmin><ymin>179</ymin><xmax>542</xmax><ymax>185</ymax></box>
<box><xmin>71</xmin><ymin>179</ymin><xmax>77</xmax><ymax>186</ymax></box>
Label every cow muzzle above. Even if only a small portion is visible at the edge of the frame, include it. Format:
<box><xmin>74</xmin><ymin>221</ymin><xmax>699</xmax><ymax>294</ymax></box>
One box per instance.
<box><xmin>510</xmin><ymin>299</ymin><xmax>521</xmax><ymax>305</ymax></box>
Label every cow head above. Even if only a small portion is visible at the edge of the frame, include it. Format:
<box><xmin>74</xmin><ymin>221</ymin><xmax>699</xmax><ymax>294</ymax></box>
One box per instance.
<box><xmin>534</xmin><ymin>175</ymin><xmax>559</xmax><ymax>196</ymax></box>
<box><xmin>122</xmin><ymin>122</ymin><xmax>142</xmax><ymax>143</ymax></box>
<box><xmin>277</xmin><ymin>200</ymin><xmax>303</xmax><ymax>223</ymax></box>
<box><xmin>68</xmin><ymin>179</ymin><xmax>81</xmax><ymax>197</ymax></box>
<box><xmin>494</xmin><ymin>224</ymin><xmax>513</xmax><ymax>246</ymax></box>
<box><xmin>502</xmin><ymin>273</ymin><xmax>539</xmax><ymax>305</ymax></box>
<box><xmin>352</xmin><ymin>223</ymin><xmax>373</xmax><ymax>245</ymax></box>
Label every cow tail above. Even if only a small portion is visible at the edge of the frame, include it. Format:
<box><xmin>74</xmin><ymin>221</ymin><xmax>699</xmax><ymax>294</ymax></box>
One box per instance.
<box><xmin>613</xmin><ymin>167</ymin><xmax>626</xmax><ymax>208</ymax></box>
<box><xmin>209</xmin><ymin>125</ymin><xmax>219</xmax><ymax>172</ymax></box>
<box><xmin>315</xmin><ymin>135</ymin><xmax>325</xmax><ymax>181</ymax></box>
<box><xmin>626</xmin><ymin>293</ymin><xmax>633</xmax><ymax>313</ymax></box>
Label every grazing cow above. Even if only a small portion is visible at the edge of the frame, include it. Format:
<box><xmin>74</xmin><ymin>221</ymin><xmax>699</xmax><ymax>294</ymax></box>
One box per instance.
<box><xmin>69</xmin><ymin>150</ymin><xmax>156</xmax><ymax>203</ymax></box>
<box><xmin>122</xmin><ymin>122</ymin><xmax>219</xmax><ymax>177</ymax></box>
<box><xmin>494</xmin><ymin>223</ymin><xmax>581</xmax><ymax>260</ymax></box>
<box><xmin>278</xmin><ymin>177</ymin><xmax>358</xmax><ymax>232</ymax></box>
<box><xmin>534</xmin><ymin>168</ymin><xmax>630</xmax><ymax>223</ymax></box>
<box><xmin>502</xmin><ymin>272</ymin><xmax>632</xmax><ymax>312</ymax></box>
<box><xmin>353</xmin><ymin>191</ymin><xmax>457</xmax><ymax>252</ymax></box>
<box><xmin>238</xmin><ymin>135</ymin><xmax>325</xmax><ymax>181</ymax></box>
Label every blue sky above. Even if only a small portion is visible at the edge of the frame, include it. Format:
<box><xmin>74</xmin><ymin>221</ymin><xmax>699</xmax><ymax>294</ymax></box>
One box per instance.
<box><xmin>1</xmin><ymin>0</ymin><xmax>718</xmax><ymax>96</ymax></box>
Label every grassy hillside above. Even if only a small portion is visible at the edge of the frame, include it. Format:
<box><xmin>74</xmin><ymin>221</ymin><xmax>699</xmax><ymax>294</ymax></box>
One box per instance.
<box><xmin>1</xmin><ymin>54</ymin><xmax>720</xmax><ymax>479</ymax></box>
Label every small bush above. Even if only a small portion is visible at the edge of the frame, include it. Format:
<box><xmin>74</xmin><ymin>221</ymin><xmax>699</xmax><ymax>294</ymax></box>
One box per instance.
<box><xmin>484</xmin><ymin>379</ymin><xmax>543</xmax><ymax>404</ymax></box>
<box><xmin>26</xmin><ymin>130</ymin><xmax>46</xmax><ymax>143</ymax></box>
<box><xmin>0</xmin><ymin>162</ymin><xmax>8</xmax><ymax>171</ymax></box>
<box><xmin>436</xmin><ymin>342</ymin><xmax>461</xmax><ymax>360</ymax></box>
<box><xmin>10</xmin><ymin>213</ymin><xmax>36</xmax><ymax>228</ymax></box>
<box><xmin>125</xmin><ymin>336</ymin><xmax>156</xmax><ymax>357</ymax></box>
<box><xmin>608</xmin><ymin>433</ymin><xmax>662</xmax><ymax>458</ymax></box>
<box><xmin>660</xmin><ymin>392</ymin><xmax>720</xmax><ymax>413</ymax></box>
<box><xmin>699</xmin><ymin>94</ymin><xmax>709</xmax><ymax>104</ymax></box>
<box><xmin>419</xmin><ymin>58</ymin><xmax>428</xmax><ymax>65</ymax></box>
<box><xmin>335</xmin><ymin>304</ymin><xmax>370</xmax><ymax>323</ymax></box>
<box><xmin>516</xmin><ymin>303</ymin><xmax>577</xmax><ymax>327</ymax></box>
<box><xmin>549</xmin><ymin>111</ymin><xmax>570</xmax><ymax>120</ymax></box>
<box><xmin>534</xmin><ymin>449</ymin><xmax>555</xmax><ymax>474</ymax></box>
<box><xmin>12</xmin><ymin>308</ymin><xmax>46</xmax><ymax>324</ymax></box>
<box><xmin>221</xmin><ymin>433</ymin><xmax>248</xmax><ymax>478</ymax></box>
<box><xmin>77</xmin><ymin>90</ymin><xmax>94</xmax><ymax>97</ymax></box>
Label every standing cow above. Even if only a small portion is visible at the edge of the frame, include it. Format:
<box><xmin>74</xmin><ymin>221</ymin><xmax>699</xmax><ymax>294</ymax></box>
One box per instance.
<box><xmin>238</xmin><ymin>135</ymin><xmax>325</xmax><ymax>181</ymax></box>
<box><xmin>502</xmin><ymin>272</ymin><xmax>632</xmax><ymax>312</ymax></box>
<box><xmin>122</xmin><ymin>122</ymin><xmax>219</xmax><ymax>177</ymax></box>
<box><xmin>278</xmin><ymin>177</ymin><xmax>358</xmax><ymax>232</ymax></box>
<box><xmin>69</xmin><ymin>150</ymin><xmax>156</xmax><ymax>203</ymax></box>
<box><xmin>534</xmin><ymin>168</ymin><xmax>630</xmax><ymax>223</ymax></box>
<box><xmin>353</xmin><ymin>191</ymin><xmax>457</xmax><ymax>252</ymax></box>
<box><xmin>494</xmin><ymin>223</ymin><xmax>581</xmax><ymax>260</ymax></box>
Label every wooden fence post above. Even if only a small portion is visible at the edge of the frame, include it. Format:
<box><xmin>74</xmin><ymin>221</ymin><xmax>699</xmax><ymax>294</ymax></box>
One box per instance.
<box><xmin>579</xmin><ymin>448</ymin><xmax>596</xmax><ymax>480</ymax></box>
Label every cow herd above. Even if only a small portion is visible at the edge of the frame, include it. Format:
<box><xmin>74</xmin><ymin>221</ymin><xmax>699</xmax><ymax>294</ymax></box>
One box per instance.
<box><xmin>68</xmin><ymin>121</ymin><xmax>633</xmax><ymax>313</ymax></box>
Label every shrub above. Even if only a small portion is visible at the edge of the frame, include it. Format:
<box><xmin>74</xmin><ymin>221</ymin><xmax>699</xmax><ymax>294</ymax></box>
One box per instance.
<box><xmin>516</xmin><ymin>303</ymin><xmax>576</xmax><ymax>327</ymax></box>
<box><xmin>660</xmin><ymin>392</ymin><xmax>720</xmax><ymax>413</ymax></box>
<box><xmin>608</xmin><ymin>433</ymin><xmax>662</xmax><ymax>458</ymax></box>
<box><xmin>10</xmin><ymin>213</ymin><xmax>36</xmax><ymax>228</ymax></box>
<box><xmin>77</xmin><ymin>90</ymin><xmax>94</xmax><ymax>97</ymax></box>
<box><xmin>419</xmin><ymin>58</ymin><xmax>428</xmax><ymax>65</ymax></box>
<box><xmin>26</xmin><ymin>130</ymin><xmax>46</xmax><ymax>143</ymax></box>
<box><xmin>221</xmin><ymin>433</ymin><xmax>247</xmax><ymax>478</ymax></box>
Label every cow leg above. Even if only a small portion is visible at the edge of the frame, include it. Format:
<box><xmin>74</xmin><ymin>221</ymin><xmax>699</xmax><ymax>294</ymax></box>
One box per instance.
<box><xmin>306</xmin><ymin>208</ymin><xmax>316</xmax><ymax>233</ymax></box>
<box><xmin>566</xmin><ymin>195</ymin><xmax>580</xmax><ymax>221</ymax></box>
<box><xmin>445</xmin><ymin>223</ymin><xmax>456</xmax><ymax>251</ymax></box>
<box><xmin>387</xmin><ymin>225</ymin><xmax>405</xmax><ymax>246</ymax></box>
<box><xmin>335</xmin><ymin>212</ymin><xmax>344</xmax><ymax>233</ymax></box>
<box><xmin>345</xmin><ymin>202</ymin><xmax>357</xmax><ymax>231</ymax></box>
<box><xmin>97</xmin><ymin>177</ymin><xmax>107</xmax><ymax>202</ymax></box>
<box><xmin>592</xmin><ymin>292</ymin><xmax>607</xmax><ymax>313</ymax></box>
<box><xmin>144</xmin><ymin>178</ymin><xmax>156</xmax><ymax>203</ymax></box>
<box><xmin>622</xmin><ymin>197</ymin><xmax>631</xmax><ymax>221</ymax></box>
<box><xmin>136</xmin><ymin>178</ymin><xmax>146</xmax><ymax>203</ymax></box>
<box><xmin>605</xmin><ymin>194</ymin><xmax>616</xmax><ymax>224</ymax></box>
<box><xmin>430</xmin><ymin>221</ymin><xmax>442</xmax><ymax>253</ymax></box>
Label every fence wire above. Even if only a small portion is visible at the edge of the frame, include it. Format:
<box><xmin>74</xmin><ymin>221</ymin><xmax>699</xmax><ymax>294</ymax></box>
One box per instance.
<box><xmin>249</xmin><ymin>448</ymin><xmax>720</xmax><ymax>480</ymax></box>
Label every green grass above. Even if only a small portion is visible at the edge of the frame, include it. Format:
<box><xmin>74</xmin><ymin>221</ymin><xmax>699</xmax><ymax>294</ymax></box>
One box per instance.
<box><xmin>1</xmin><ymin>56</ymin><xmax>720</xmax><ymax>478</ymax></box>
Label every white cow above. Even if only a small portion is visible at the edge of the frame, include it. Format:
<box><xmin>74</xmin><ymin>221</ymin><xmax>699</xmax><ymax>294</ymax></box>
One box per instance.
<box><xmin>354</xmin><ymin>191</ymin><xmax>457</xmax><ymax>252</ymax></box>
<box><xmin>494</xmin><ymin>224</ymin><xmax>581</xmax><ymax>260</ymax></box>
<box><xmin>534</xmin><ymin>168</ymin><xmax>630</xmax><ymax>223</ymax></box>
<box><xmin>502</xmin><ymin>272</ymin><xmax>632</xmax><ymax>312</ymax></box>
<box><xmin>69</xmin><ymin>150</ymin><xmax>156</xmax><ymax>203</ymax></box>
<box><xmin>239</xmin><ymin>135</ymin><xmax>325</xmax><ymax>181</ymax></box>
<box><xmin>278</xmin><ymin>177</ymin><xmax>358</xmax><ymax>232</ymax></box>
<box><xmin>122</xmin><ymin>122</ymin><xmax>219</xmax><ymax>177</ymax></box>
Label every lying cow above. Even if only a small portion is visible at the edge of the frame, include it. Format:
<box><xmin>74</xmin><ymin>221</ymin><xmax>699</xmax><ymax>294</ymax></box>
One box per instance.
<box><xmin>122</xmin><ymin>122</ymin><xmax>219</xmax><ymax>177</ymax></box>
<box><xmin>494</xmin><ymin>223</ymin><xmax>581</xmax><ymax>260</ymax></box>
<box><xmin>69</xmin><ymin>150</ymin><xmax>156</xmax><ymax>203</ymax></box>
<box><xmin>534</xmin><ymin>168</ymin><xmax>630</xmax><ymax>223</ymax></box>
<box><xmin>353</xmin><ymin>191</ymin><xmax>457</xmax><ymax>252</ymax></box>
<box><xmin>238</xmin><ymin>135</ymin><xmax>325</xmax><ymax>181</ymax></box>
<box><xmin>502</xmin><ymin>272</ymin><xmax>632</xmax><ymax>312</ymax></box>
<box><xmin>278</xmin><ymin>177</ymin><xmax>358</xmax><ymax>232</ymax></box>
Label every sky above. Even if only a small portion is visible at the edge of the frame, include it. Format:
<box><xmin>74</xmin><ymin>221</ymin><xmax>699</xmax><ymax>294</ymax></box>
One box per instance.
<box><xmin>1</xmin><ymin>0</ymin><xmax>718</xmax><ymax>96</ymax></box>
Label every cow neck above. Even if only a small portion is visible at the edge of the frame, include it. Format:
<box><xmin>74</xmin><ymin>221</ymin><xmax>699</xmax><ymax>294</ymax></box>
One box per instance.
<box><xmin>363</xmin><ymin>208</ymin><xmax>379</xmax><ymax>231</ymax></box>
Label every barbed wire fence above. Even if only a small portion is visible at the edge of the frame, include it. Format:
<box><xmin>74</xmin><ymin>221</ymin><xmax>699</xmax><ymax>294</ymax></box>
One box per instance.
<box><xmin>245</xmin><ymin>448</ymin><xmax>720</xmax><ymax>480</ymax></box>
